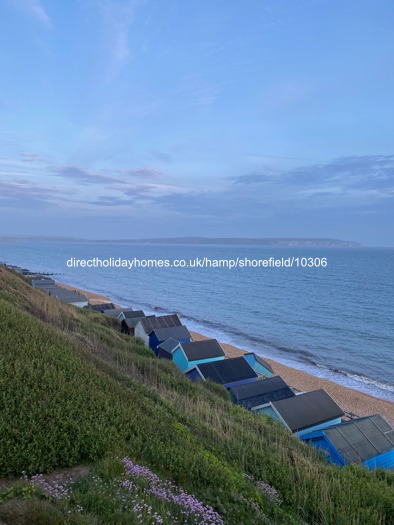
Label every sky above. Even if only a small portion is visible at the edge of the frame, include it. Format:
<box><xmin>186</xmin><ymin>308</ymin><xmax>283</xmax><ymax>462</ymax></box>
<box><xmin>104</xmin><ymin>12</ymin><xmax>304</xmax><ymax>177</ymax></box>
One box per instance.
<box><xmin>0</xmin><ymin>0</ymin><xmax>393</xmax><ymax>245</ymax></box>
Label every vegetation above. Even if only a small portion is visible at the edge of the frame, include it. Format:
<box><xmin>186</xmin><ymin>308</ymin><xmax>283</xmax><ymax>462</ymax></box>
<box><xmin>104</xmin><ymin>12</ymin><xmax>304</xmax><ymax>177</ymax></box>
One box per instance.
<box><xmin>0</xmin><ymin>267</ymin><xmax>393</xmax><ymax>524</ymax></box>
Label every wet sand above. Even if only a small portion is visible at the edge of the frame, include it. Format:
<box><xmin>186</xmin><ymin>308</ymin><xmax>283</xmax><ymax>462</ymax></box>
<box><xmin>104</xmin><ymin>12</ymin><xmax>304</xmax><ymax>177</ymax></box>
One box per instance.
<box><xmin>57</xmin><ymin>281</ymin><xmax>394</xmax><ymax>426</ymax></box>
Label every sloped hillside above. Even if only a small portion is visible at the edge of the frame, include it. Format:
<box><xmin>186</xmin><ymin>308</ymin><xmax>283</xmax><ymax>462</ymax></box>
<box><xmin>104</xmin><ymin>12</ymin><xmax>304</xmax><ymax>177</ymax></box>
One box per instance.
<box><xmin>0</xmin><ymin>267</ymin><xmax>393</xmax><ymax>525</ymax></box>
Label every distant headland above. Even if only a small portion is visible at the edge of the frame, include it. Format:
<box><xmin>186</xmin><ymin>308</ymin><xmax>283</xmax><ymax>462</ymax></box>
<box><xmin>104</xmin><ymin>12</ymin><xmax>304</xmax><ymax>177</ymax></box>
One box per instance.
<box><xmin>0</xmin><ymin>236</ymin><xmax>362</xmax><ymax>247</ymax></box>
<box><xmin>107</xmin><ymin>237</ymin><xmax>362</xmax><ymax>247</ymax></box>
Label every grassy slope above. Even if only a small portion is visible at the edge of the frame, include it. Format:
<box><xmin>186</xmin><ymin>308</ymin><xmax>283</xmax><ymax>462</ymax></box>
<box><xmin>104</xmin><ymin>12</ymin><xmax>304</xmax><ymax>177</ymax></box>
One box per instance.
<box><xmin>0</xmin><ymin>267</ymin><xmax>393</xmax><ymax>525</ymax></box>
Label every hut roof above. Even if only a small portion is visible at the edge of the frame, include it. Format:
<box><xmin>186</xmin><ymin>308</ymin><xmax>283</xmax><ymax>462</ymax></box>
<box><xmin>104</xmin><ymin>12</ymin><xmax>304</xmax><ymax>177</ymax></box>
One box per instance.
<box><xmin>102</xmin><ymin>310</ymin><xmax>122</xmax><ymax>318</ymax></box>
<box><xmin>123</xmin><ymin>312</ymin><xmax>146</xmax><ymax>328</ymax></box>
<box><xmin>31</xmin><ymin>278</ymin><xmax>55</xmax><ymax>287</ymax></box>
<box><xmin>157</xmin><ymin>338</ymin><xmax>181</xmax><ymax>353</ymax></box>
<box><xmin>320</xmin><ymin>414</ymin><xmax>394</xmax><ymax>464</ymax></box>
<box><xmin>122</xmin><ymin>310</ymin><xmax>145</xmax><ymax>320</ymax></box>
<box><xmin>86</xmin><ymin>303</ymin><xmax>116</xmax><ymax>312</ymax></box>
<box><xmin>139</xmin><ymin>314</ymin><xmax>182</xmax><ymax>334</ymax></box>
<box><xmin>180</xmin><ymin>339</ymin><xmax>224</xmax><ymax>361</ymax></box>
<box><xmin>151</xmin><ymin>326</ymin><xmax>191</xmax><ymax>342</ymax></box>
<box><xmin>195</xmin><ymin>357</ymin><xmax>258</xmax><ymax>385</ymax></box>
<box><xmin>272</xmin><ymin>389</ymin><xmax>344</xmax><ymax>432</ymax></box>
<box><xmin>244</xmin><ymin>352</ymin><xmax>274</xmax><ymax>374</ymax></box>
<box><xmin>229</xmin><ymin>376</ymin><xmax>294</xmax><ymax>409</ymax></box>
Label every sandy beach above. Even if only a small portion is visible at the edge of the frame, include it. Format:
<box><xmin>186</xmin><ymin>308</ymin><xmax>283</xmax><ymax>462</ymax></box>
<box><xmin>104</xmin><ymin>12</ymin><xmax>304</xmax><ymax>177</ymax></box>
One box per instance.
<box><xmin>58</xmin><ymin>281</ymin><xmax>394</xmax><ymax>426</ymax></box>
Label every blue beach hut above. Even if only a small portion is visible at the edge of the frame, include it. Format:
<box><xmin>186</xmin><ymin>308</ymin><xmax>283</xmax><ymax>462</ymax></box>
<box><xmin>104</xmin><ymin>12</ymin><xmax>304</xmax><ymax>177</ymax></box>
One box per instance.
<box><xmin>300</xmin><ymin>414</ymin><xmax>394</xmax><ymax>471</ymax></box>
<box><xmin>172</xmin><ymin>339</ymin><xmax>225</xmax><ymax>372</ymax></box>
<box><xmin>186</xmin><ymin>356</ymin><xmax>258</xmax><ymax>388</ymax></box>
<box><xmin>149</xmin><ymin>326</ymin><xmax>191</xmax><ymax>354</ymax></box>
<box><xmin>229</xmin><ymin>375</ymin><xmax>295</xmax><ymax>410</ymax></box>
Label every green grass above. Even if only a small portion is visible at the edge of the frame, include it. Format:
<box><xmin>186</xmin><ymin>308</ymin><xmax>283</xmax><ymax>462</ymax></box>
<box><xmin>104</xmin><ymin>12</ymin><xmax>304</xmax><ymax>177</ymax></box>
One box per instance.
<box><xmin>0</xmin><ymin>267</ymin><xmax>393</xmax><ymax>524</ymax></box>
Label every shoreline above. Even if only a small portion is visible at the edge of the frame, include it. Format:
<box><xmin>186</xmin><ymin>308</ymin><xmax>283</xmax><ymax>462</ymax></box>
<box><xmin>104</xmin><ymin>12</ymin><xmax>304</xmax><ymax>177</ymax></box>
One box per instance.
<box><xmin>57</xmin><ymin>280</ymin><xmax>394</xmax><ymax>426</ymax></box>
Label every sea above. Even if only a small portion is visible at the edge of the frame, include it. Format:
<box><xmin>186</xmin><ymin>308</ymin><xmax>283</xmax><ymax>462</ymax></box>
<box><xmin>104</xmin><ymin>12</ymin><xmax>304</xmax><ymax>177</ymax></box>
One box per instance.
<box><xmin>1</xmin><ymin>241</ymin><xmax>394</xmax><ymax>402</ymax></box>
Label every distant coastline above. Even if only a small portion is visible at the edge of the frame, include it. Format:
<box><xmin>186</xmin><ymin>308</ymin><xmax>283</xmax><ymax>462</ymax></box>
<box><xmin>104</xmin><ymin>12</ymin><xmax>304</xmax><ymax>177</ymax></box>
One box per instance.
<box><xmin>0</xmin><ymin>236</ymin><xmax>362</xmax><ymax>247</ymax></box>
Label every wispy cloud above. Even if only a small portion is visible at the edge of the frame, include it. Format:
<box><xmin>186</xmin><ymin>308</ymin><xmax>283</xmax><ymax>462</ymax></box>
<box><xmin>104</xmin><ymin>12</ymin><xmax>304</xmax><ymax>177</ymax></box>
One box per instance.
<box><xmin>52</xmin><ymin>164</ymin><xmax>166</xmax><ymax>186</ymax></box>
<box><xmin>174</xmin><ymin>75</ymin><xmax>219</xmax><ymax>107</ymax></box>
<box><xmin>19</xmin><ymin>152</ymin><xmax>51</xmax><ymax>163</ymax></box>
<box><xmin>122</xmin><ymin>167</ymin><xmax>164</xmax><ymax>179</ymax></box>
<box><xmin>0</xmin><ymin>179</ymin><xmax>74</xmax><ymax>205</ymax></box>
<box><xmin>52</xmin><ymin>164</ymin><xmax>121</xmax><ymax>185</ymax></box>
<box><xmin>99</xmin><ymin>0</ymin><xmax>138</xmax><ymax>80</ymax></box>
<box><xmin>233</xmin><ymin>155</ymin><xmax>394</xmax><ymax>197</ymax></box>
<box><xmin>15</xmin><ymin>0</ymin><xmax>52</xmax><ymax>27</ymax></box>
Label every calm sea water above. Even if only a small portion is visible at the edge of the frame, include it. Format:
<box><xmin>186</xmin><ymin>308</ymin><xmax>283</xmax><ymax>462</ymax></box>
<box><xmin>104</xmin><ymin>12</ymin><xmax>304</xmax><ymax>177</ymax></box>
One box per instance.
<box><xmin>1</xmin><ymin>241</ymin><xmax>394</xmax><ymax>402</ymax></box>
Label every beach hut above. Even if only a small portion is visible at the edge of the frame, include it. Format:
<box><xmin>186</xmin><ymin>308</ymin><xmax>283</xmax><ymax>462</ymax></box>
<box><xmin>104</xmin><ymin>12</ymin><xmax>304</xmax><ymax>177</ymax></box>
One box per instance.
<box><xmin>117</xmin><ymin>309</ymin><xmax>135</xmax><ymax>321</ymax></box>
<box><xmin>243</xmin><ymin>352</ymin><xmax>273</xmax><ymax>377</ymax></box>
<box><xmin>86</xmin><ymin>303</ymin><xmax>116</xmax><ymax>312</ymax></box>
<box><xmin>134</xmin><ymin>314</ymin><xmax>182</xmax><ymax>346</ymax></box>
<box><xmin>33</xmin><ymin>282</ymin><xmax>89</xmax><ymax>307</ymax></box>
<box><xmin>172</xmin><ymin>339</ymin><xmax>225</xmax><ymax>372</ymax></box>
<box><xmin>256</xmin><ymin>389</ymin><xmax>344</xmax><ymax>436</ymax></box>
<box><xmin>120</xmin><ymin>311</ymin><xmax>146</xmax><ymax>335</ymax></box>
<box><xmin>229</xmin><ymin>375</ymin><xmax>295</xmax><ymax>410</ymax></box>
<box><xmin>149</xmin><ymin>326</ymin><xmax>191</xmax><ymax>354</ymax></box>
<box><xmin>31</xmin><ymin>277</ymin><xmax>55</xmax><ymax>287</ymax></box>
<box><xmin>102</xmin><ymin>309</ymin><xmax>123</xmax><ymax>318</ymax></box>
<box><xmin>157</xmin><ymin>338</ymin><xmax>181</xmax><ymax>359</ymax></box>
<box><xmin>300</xmin><ymin>414</ymin><xmax>394</xmax><ymax>471</ymax></box>
<box><xmin>186</xmin><ymin>356</ymin><xmax>258</xmax><ymax>388</ymax></box>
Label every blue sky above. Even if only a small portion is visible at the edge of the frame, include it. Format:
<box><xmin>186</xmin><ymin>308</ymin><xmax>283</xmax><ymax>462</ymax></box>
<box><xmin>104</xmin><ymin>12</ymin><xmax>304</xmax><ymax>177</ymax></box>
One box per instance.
<box><xmin>1</xmin><ymin>0</ymin><xmax>393</xmax><ymax>245</ymax></box>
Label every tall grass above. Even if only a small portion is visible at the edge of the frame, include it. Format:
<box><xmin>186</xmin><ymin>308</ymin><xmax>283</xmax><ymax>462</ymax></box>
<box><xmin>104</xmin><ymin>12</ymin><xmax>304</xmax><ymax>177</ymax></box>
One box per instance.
<box><xmin>0</xmin><ymin>267</ymin><xmax>393</xmax><ymax>524</ymax></box>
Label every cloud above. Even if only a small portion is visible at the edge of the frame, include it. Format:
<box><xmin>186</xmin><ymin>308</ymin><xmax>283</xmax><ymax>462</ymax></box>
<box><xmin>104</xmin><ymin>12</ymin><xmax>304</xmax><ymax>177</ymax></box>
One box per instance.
<box><xmin>19</xmin><ymin>152</ymin><xmax>50</xmax><ymax>163</ymax></box>
<box><xmin>151</xmin><ymin>151</ymin><xmax>173</xmax><ymax>163</ymax></box>
<box><xmin>52</xmin><ymin>165</ymin><xmax>119</xmax><ymax>185</ymax></box>
<box><xmin>0</xmin><ymin>180</ymin><xmax>74</xmax><ymax>206</ymax></box>
<box><xmin>233</xmin><ymin>155</ymin><xmax>394</xmax><ymax>197</ymax></box>
<box><xmin>53</xmin><ymin>164</ymin><xmax>167</xmax><ymax>187</ymax></box>
<box><xmin>174</xmin><ymin>76</ymin><xmax>219</xmax><ymax>106</ymax></box>
<box><xmin>15</xmin><ymin>0</ymin><xmax>51</xmax><ymax>26</ymax></box>
<box><xmin>146</xmin><ymin>155</ymin><xmax>394</xmax><ymax>224</ymax></box>
<box><xmin>99</xmin><ymin>0</ymin><xmax>137</xmax><ymax>80</ymax></box>
<box><xmin>122</xmin><ymin>167</ymin><xmax>164</xmax><ymax>179</ymax></box>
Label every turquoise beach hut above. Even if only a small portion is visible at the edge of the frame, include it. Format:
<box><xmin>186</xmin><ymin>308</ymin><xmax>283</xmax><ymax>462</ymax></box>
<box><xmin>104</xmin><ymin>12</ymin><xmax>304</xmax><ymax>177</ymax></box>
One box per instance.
<box><xmin>257</xmin><ymin>389</ymin><xmax>344</xmax><ymax>436</ymax></box>
<box><xmin>172</xmin><ymin>339</ymin><xmax>225</xmax><ymax>372</ymax></box>
<box><xmin>157</xmin><ymin>338</ymin><xmax>181</xmax><ymax>359</ymax></box>
<box><xmin>243</xmin><ymin>352</ymin><xmax>273</xmax><ymax>377</ymax></box>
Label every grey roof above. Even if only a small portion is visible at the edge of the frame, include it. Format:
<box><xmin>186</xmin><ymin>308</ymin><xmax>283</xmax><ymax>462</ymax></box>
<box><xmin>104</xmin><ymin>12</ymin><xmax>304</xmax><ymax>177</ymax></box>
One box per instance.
<box><xmin>272</xmin><ymin>389</ymin><xmax>344</xmax><ymax>432</ymax></box>
<box><xmin>86</xmin><ymin>303</ymin><xmax>116</xmax><ymax>311</ymax></box>
<box><xmin>139</xmin><ymin>314</ymin><xmax>182</xmax><ymax>334</ymax></box>
<box><xmin>180</xmin><ymin>339</ymin><xmax>225</xmax><ymax>361</ymax></box>
<box><xmin>33</xmin><ymin>283</ymin><xmax>88</xmax><ymax>304</ymax></box>
<box><xmin>245</xmin><ymin>352</ymin><xmax>274</xmax><ymax>374</ymax></box>
<box><xmin>196</xmin><ymin>357</ymin><xmax>258</xmax><ymax>385</ymax></box>
<box><xmin>123</xmin><ymin>312</ymin><xmax>146</xmax><ymax>329</ymax></box>
<box><xmin>50</xmin><ymin>291</ymin><xmax>88</xmax><ymax>303</ymax></box>
<box><xmin>151</xmin><ymin>325</ymin><xmax>191</xmax><ymax>342</ymax></box>
<box><xmin>32</xmin><ymin>278</ymin><xmax>55</xmax><ymax>287</ymax></box>
<box><xmin>157</xmin><ymin>338</ymin><xmax>181</xmax><ymax>353</ymax></box>
<box><xmin>320</xmin><ymin>414</ymin><xmax>394</xmax><ymax>464</ymax></box>
<box><xmin>229</xmin><ymin>376</ymin><xmax>295</xmax><ymax>410</ymax></box>
<box><xmin>122</xmin><ymin>310</ymin><xmax>145</xmax><ymax>320</ymax></box>
<box><xmin>102</xmin><ymin>309</ymin><xmax>123</xmax><ymax>318</ymax></box>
